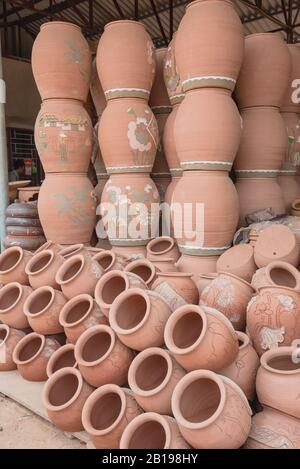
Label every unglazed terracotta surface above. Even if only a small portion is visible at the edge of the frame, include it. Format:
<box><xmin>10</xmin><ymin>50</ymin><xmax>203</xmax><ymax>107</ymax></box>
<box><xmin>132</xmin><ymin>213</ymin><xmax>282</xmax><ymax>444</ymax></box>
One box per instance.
<box><xmin>278</xmin><ymin>173</ymin><xmax>300</xmax><ymax>211</ymax></box>
<box><xmin>25</xmin><ymin>249</ymin><xmax>64</xmax><ymax>290</ymax></box>
<box><xmin>0</xmin><ymin>325</ymin><xmax>25</xmax><ymax>371</ymax></box>
<box><xmin>216</xmin><ymin>244</ymin><xmax>256</xmax><ymax>282</ymax></box>
<box><xmin>163</xmin><ymin>34</ymin><xmax>184</xmax><ymax>106</ymax></box>
<box><xmin>253</xmin><ymin>224</ymin><xmax>299</xmax><ymax>267</ymax></box>
<box><xmin>46</xmin><ymin>343</ymin><xmax>77</xmax><ymax>377</ymax></box>
<box><xmin>281</xmin><ymin>112</ymin><xmax>300</xmax><ymax>170</ymax></box>
<box><xmin>149</xmin><ymin>48</ymin><xmax>171</xmax><ymax>110</ymax></box>
<box><xmin>0</xmin><ymin>282</ymin><xmax>32</xmax><ymax>329</ymax></box>
<box><xmin>281</xmin><ymin>44</ymin><xmax>300</xmax><ymax>113</ymax></box>
<box><xmin>163</xmin><ymin>104</ymin><xmax>182</xmax><ymax>175</ymax></box>
<box><xmin>0</xmin><ymin>247</ymin><xmax>32</xmax><ymax>285</ymax></box>
<box><xmin>90</xmin><ymin>58</ymin><xmax>107</xmax><ymax>117</ymax></box>
<box><xmin>152</xmin><ymin>272</ymin><xmax>199</xmax><ymax>311</ymax></box>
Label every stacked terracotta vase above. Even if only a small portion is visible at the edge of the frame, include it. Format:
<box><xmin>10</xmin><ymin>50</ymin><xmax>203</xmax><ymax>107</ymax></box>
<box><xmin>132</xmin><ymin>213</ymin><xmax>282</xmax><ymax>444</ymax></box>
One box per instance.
<box><xmin>32</xmin><ymin>22</ymin><xmax>96</xmax><ymax>246</ymax></box>
<box><xmin>96</xmin><ymin>20</ymin><xmax>160</xmax><ymax>258</ymax></box>
<box><xmin>234</xmin><ymin>32</ymin><xmax>292</xmax><ymax>225</ymax></box>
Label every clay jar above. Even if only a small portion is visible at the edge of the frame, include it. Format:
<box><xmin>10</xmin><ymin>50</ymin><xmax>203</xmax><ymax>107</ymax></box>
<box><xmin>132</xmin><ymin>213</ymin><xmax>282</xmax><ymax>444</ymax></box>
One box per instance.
<box><xmin>281</xmin><ymin>44</ymin><xmax>300</xmax><ymax>112</ymax></box>
<box><xmin>147</xmin><ymin>258</ymin><xmax>177</xmax><ymax>273</ymax></box>
<box><xmin>163</xmin><ymin>34</ymin><xmax>184</xmax><ymax>106</ymax></box>
<box><xmin>124</xmin><ymin>258</ymin><xmax>157</xmax><ymax>287</ymax></box>
<box><xmin>74</xmin><ymin>324</ymin><xmax>133</xmax><ymax>387</ymax></box>
<box><xmin>82</xmin><ymin>385</ymin><xmax>142</xmax><ymax>449</ymax></box>
<box><xmin>32</xmin><ymin>21</ymin><xmax>91</xmax><ymax>101</ymax></box>
<box><xmin>128</xmin><ymin>347</ymin><xmax>185</xmax><ymax>415</ymax></box>
<box><xmin>164</xmin><ymin>304</ymin><xmax>238</xmax><ymax>372</ymax></box>
<box><xmin>196</xmin><ymin>273</ymin><xmax>217</xmax><ymax>296</ymax></box>
<box><xmin>59</xmin><ymin>294</ymin><xmax>107</xmax><ymax>344</ymax></box>
<box><xmin>120</xmin><ymin>412</ymin><xmax>190</xmax><ymax>449</ymax></box>
<box><xmin>163</xmin><ymin>103</ymin><xmax>182</xmax><ymax>176</ymax></box>
<box><xmin>171</xmin><ymin>370</ymin><xmax>252</xmax><ymax>449</ymax></box>
<box><xmin>35</xmin><ymin>241</ymin><xmax>62</xmax><ymax>255</ymax></box>
<box><xmin>0</xmin><ymin>282</ymin><xmax>32</xmax><ymax>329</ymax></box>
<box><xmin>13</xmin><ymin>332</ymin><xmax>60</xmax><ymax>381</ymax></box>
<box><xmin>59</xmin><ymin>243</ymin><xmax>91</xmax><ymax>259</ymax></box>
<box><xmin>109</xmin><ymin>288</ymin><xmax>172</xmax><ymax>351</ymax></box>
<box><xmin>174</xmin><ymin>89</ymin><xmax>241</xmax><ymax>171</ymax></box>
<box><xmin>278</xmin><ymin>172</ymin><xmax>300</xmax><ymax>211</ymax></box>
<box><xmin>200</xmin><ymin>272</ymin><xmax>254</xmax><ymax>331</ymax></box>
<box><xmin>0</xmin><ymin>246</ymin><xmax>32</xmax><ymax>285</ymax></box>
<box><xmin>152</xmin><ymin>272</ymin><xmax>199</xmax><ymax>312</ymax></box>
<box><xmin>96</xmin><ymin>20</ymin><xmax>155</xmax><ymax>100</ymax></box>
<box><xmin>216</xmin><ymin>244</ymin><xmax>256</xmax><ymax>282</ymax></box>
<box><xmin>92</xmin><ymin>250</ymin><xmax>127</xmax><ymax>273</ymax></box>
<box><xmin>0</xmin><ymin>325</ymin><xmax>25</xmax><ymax>371</ymax></box>
<box><xmin>38</xmin><ymin>173</ymin><xmax>97</xmax><ymax>244</ymax></box>
<box><xmin>46</xmin><ymin>343</ymin><xmax>77</xmax><ymax>377</ymax></box>
<box><xmin>175</xmin><ymin>0</ymin><xmax>244</xmax><ymax>92</ymax></box>
<box><xmin>176</xmin><ymin>254</ymin><xmax>219</xmax><ymax>278</ymax></box>
<box><xmin>265</xmin><ymin>260</ymin><xmax>300</xmax><ymax>290</ymax></box>
<box><xmin>235</xmin><ymin>33</ymin><xmax>292</xmax><ymax>108</ymax></box>
<box><xmin>42</xmin><ymin>367</ymin><xmax>93</xmax><ymax>432</ymax></box>
<box><xmin>55</xmin><ymin>254</ymin><xmax>103</xmax><ymax>299</ymax></box>
<box><xmin>253</xmin><ymin>224</ymin><xmax>299</xmax><ymax>267</ymax></box>
<box><xmin>146</xmin><ymin>236</ymin><xmax>180</xmax><ymax>262</ymax></box>
<box><xmin>25</xmin><ymin>249</ymin><xmax>64</xmax><ymax>290</ymax></box>
<box><xmin>149</xmin><ymin>48</ymin><xmax>171</xmax><ymax>111</ymax></box>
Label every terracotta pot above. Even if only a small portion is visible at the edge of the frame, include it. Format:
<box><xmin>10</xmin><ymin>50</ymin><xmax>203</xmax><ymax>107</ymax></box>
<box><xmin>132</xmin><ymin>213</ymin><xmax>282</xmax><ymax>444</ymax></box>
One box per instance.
<box><xmin>164</xmin><ymin>304</ymin><xmax>238</xmax><ymax>372</ymax></box>
<box><xmin>96</xmin><ymin>20</ymin><xmax>155</xmax><ymax>100</ymax></box>
<box><xmin>109</xmin><ymin>288</ymin><xmax>171</xmax><ymax>351</ymax></box>
<box><xmin>151</xmin><ymin>113</ymin><xmax>171</xmax><ymax>201</ymax></box>
<box><xmin>171</xmin><ymin>370</ymin><xmax>252</xmax><ymax>449</ymax></box>
<box><xmin>253</xmin><ymin>224</ymin><xmax>299</xmax><ymax>267</ymax></box>
<box><xmin>174</xmin><ymin>89</ymin><xmax>241</xmax><ymax>171</ymax></box>
<box><xmin>38</xmin><ymin>173</ymin><xmax>97</xmax><ymax>245</ymax></box>
<box><xmin>13</xmin><ymin>332</ymin><xmax>60</xmax><ymax>381</ymax></box>
<box><xmin>111</xmin><ymin>245</ymin><xmax>146</xmax><ymax>260</ymax></box>
<box><xmin>124</xmin><ymin>259</ymin><xmax>157</xmax><ymax>287</ymax></box>
<box><xmin>163</xmin><ymin>33</ymin><xmax>184</xmax><ymax>105</ymax></box>
<box><xmin>146</xmin><ymin>236</ymin><xmax>180</xmax><ymax>262</ymax></box>
<box><xmin>278</xmin><ymin>172</ymin><xmax>300</xmax><ymax>211</ymax></box>
<box><xmin>0</xmin><ymin>325</ymin><xmax>25</xmax><ymax>371</ymax></box>
<box><xmin>0</xmin><ymin>282</ymin><xmax>32</xmax><ymax>329</ymax></box>
<box><xmin>35</xmin><ymin>241</ymin><xmax>62</xmax><ymax>255</ymax></box>
<box><xmin>281</xmin><ymin>112</ymin><xmax>300</xmax><ymax>170</ymax></box>
<box><xmin>90</xmin><ymin>58</ymin><xmax>106</xmax><ymax>117</ymax></box>
<box><xmin>216</xmin><ymin>244</ymin><xmax>256</xmax><ymax>282</ymax></box>
<box><xmin>46</xmin><ymin>343</ymin><xmax>77</xmax><ymax>377</ymax></box>
<box><xmin>251</xmin><ymin>267</ymin><xmax>268</xmax><ymax>291</ymax></box>
<box><xmin>18</xmin><ymin>186</ymin><xmax>40</xmax><ymax>203</ymax></box>
<box><xmin>32</xmin><ymin>21</ymin><xmax>91</xmax><ymax>101</ymax></box>
<box><xmin>196</xmin><ymin>273</ymin><xmax>217</xmax><ymax>296</ymax></box>
<box><xmin>128</xmin><ymin>347</ymin><xmax>185</xmax><ymax>415</ymax></box>
<box><xmin>265</xmin><ymin>260</ymin><xmax>300</xmax><ymax>290</ymax></box>
<box><xmin>3</xmin><ymin>236</ymin><xmax>46</xmax><ymax>252</ymax></box>
<box><xmin>163</xmin><ymin>104</ymin><xmax>183</xmax><ymax>176</ymax></box>
<box><xmin>235</xmin><ymin>33</ymin><xmax>292</xmax><ymax>108</ymax></box>
<box><xmin>152</xmin><ymin>272</ymin><xmax>199</xmax><ymax>311</ymax></box>
<box><xmin>281</xmin><ymin>44</ymin><xmax>300</xmax><ymax>113</ymax></box>
<box><xmin>6</xmin><ymin>201</ymin><xmax>39</xmax><ymax>219</ymax></box>
<box><xmin>92</xmin><ymin>250</ymin><xmax>127</xmax><ymax>272</ymax></box>
<box><xmin>59</xmin><ymin>244</ymin><xmax>91</xmax><ymax>259</ymax></box>
<box><xmin>147</xmin><ymin>257</ymin><xmax>177</xmax><ymax>273</ymax></box>
<box><xmin>152</xmin><ymin>174</ymin><xmax>171</xmax><ymax>205</ymax></box>
<box><xmin>82</xmin><ymin>385</ymin><xmax>142</xmax><ymax>449</ymax></box>
<box><xmin>25</xmin><ymin>249</ymin><xmax>64</xmax><ymax>290</ymax></box>
<box><xmin>176</xmin><ymin>254</ymin><xmax>219</xmax><ymax>278</ymax></box>
<box><xmin>6</xmin><ymin>225</ymin><xmax>44</xmax><ymax>237</ymax></box>
<box><xmin>42</xmin><ymin>367</ymin><xmax>93</xmax><ymax>431</ymax></box>
<box><xmin>149</xmin><ymin>48</ymin><xmax>171</xmax><ymax>111</ymax></box>
<box><xmin>175</xmin><ymin>0</ymin><xmax>244</xmax><ymax>93</ymax></box>
<box><xmin>0</xmin><ymin>246</ymin><xmax>32</xmax><ymax>285</ymax></box>
<box><xmin>164</xmin><ymin>176</ymin><xmax>181</xmax><ymax>208</ymax></box>
<box><xmin>94</xmin><ymin>269</ymin><xmax>148</xmax><ymax>318</ymax></box>
<box><xmin>74</xmin><ymin>324</ymin><xmax>133</xmax><ymax>387</ymax></box>
<box><xmin>55</xmin><ymin>254</ymin><xmax>103</xmax><ymax>299</ymax></box>
<box><xmin>6</xmin><ymin>216</ymin><xmax>41</xmax><ymax>228</ymax></box>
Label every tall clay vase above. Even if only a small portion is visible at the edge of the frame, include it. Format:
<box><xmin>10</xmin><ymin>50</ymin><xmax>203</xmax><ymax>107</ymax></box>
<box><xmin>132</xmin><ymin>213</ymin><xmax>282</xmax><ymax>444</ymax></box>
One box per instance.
<box><xmin>0</xmin><ymin>325</ymin><xmax>25</xmax><ymax>371</ymax></box>
<box><xmin>175</xmin><ymin>0</ymin><xmax>244</xmax><ymax>93</ymax></box>
<box><xmin>32</xmin><ymin>21</ymin><xmax>91</xmax><ymax>101</ymax></box>
<box><xmin>146</xmin><ymin>236</ymin><xmax>180</xmax><ymax>262</ymax></box>
<box><xmin>46</xmin><ymin>343</ymin><xmax>77</xmax><ymax>377</ymax></box>
<box><xmin>82</xmin><ymin>385</ymin><xmax>143</xmax><ymax>449</ymax></box>
<box><xmin>42</xmin><ymin>367</ymin><xmax>93</xmax><ymax>432</ymax></box>
<box><xmin>278</xmin><ymin>171</ymin><xmax>300</xmax><ymax>211</ymax></box>
<box><xmin>216</xmin><ymin>244</ymin><xmax>256</xmax><ymax>283</ymax></box>
<box><xmin>25</xmin><ymin>249</ymin><xmax>65</xmax><ymax>290</ymax></box>
<box><xmin>152</xmin><ymin>272</ymin><xmax>199</xmax><ymax>311</ymax></box>
<box><xmin>163</xmin><ymin>33</ymin><xmax>184</xmax><ymax>106</ymax></box>
<box><xmin>0</xmin><ymin>246</ymin><xmax>32</xmax><ymax>285</ymax></box>
<box><xmin>38</xmin><ymin>173</ymin><xmax>97</xmax><ymax>245</ymax></box>
<box><xmin>281</xmin><ymin>44</ymin><xmax>300</xmax><ymax>113</ymax></box>
<box><xmin>164</xmin><ymin>304</ymin><xmax>239</xmax><ymax>372</ymax></box>
<box><xmin>0</xmin><ymin>282</ymin><xmax>32</xmax><ymax>329</ymax></box>
<box><xmin>120</xmin><ymin>412</ymin><xmax>190</xmax><ymax>449</ymax></box>
<box><xmin>171</xmin><ymin>370</ymin><xmax>252</xmax><ymax>449</ymax></box>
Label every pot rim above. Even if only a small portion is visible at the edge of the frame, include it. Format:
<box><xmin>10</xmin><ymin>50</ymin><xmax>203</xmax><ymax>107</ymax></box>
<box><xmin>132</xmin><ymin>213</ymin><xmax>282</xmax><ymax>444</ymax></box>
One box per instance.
<box><xmin>146</xmin><ymin>237</ymin><xmax>175</xmax><ymax>256</ymax></box>
<box><xmin>0</xmin><ymin>282</ymin><xmax>24</xmax><ymax>314</ymax></box>
<box><xmin>59</xmin><ymin>294</ymin><xmax>95</xmax><ymax>328</ymax></box>
<box><xmin>147</xmin><ymin>257</ymin><xmax>174</xmax><ymax>264</ymax></box>
<box><xmin>24</xmin><ymin>286</ymin><xmax>57</xmax><ymax>318</ymax></box>
<box><xmin>265</xmin><ymin>261</ymin><xmax>300</xmax><ymax>290</ymax></box>
<box><xmin>120</xmin><ymin>412</ymin><xmax>171</xmax><ymax>449</ymax></box>
<box><xmin>0</xmin><ymin>324</ymin><xmax>10</xmax><ymax>345</ymax></box>
<box><xmin>35</xmin><ymin>241</ymin><xmax>60</xmax><ymax>254</ymax></box>
<box><xmin>245</xmin><ymin>32</ymin><xmax>282</xmax><ymax>39</ymax></box>
<box><xmin>59</xmin><ymin>244</ymin><xmax>85</xmax><ymax>259</ymax></box>
<box><xmin>257</xmin><ymin>284</ymin><xmax>300</xmax><ymax>294</ymax></box>
<box><xmin>74</xmin><ymin>324</ymin><xmax>116</xmax><ymax>366</ymax></box>
<box><xmin>186</xmin><ymin>0</ymin><xmax>234</xmax><ymax>11</ymax></box>
<box><xmin>94</xmin><ymin>270</ymin><xmax>131</xmax><ymax>310</ymax></box>
<box><xmin>104</xmin><ymin>19</ymin><xmax>146</xmax><ymax>30</ymax></box>
<box><xmin>92</xmin><ymin>250</ymin><xmax>115</xmax><ymax>272</ymax></box>
<box><xmin>124</xmin><ymin>259</ymin><xmax>156</xmax><ymax>285</ymax></box>
<box><xmin>55</xmin><ymin>254</ymin><xmax>85</xmax><ymax>285</ymax></box>
<box><xmin>46</xmin><ymin>343</ymin><xmax>77</xmax><ymax>378</ymax></box>
<box><xmin>197</xmin><ymin>273</ymin><xmax>217</xmax><ymax>280</ymax></box>
<box><xmin>25</xmin><ymin>249</ymin><xmax>55</xmax><ymax>276</ymax></box>
<box><xmin>0</xmin><ymin>246</ymin><xmax>24</xmax><ymax>274</ymax></box>
<box><xmin>42</xmin><ymin>367</ymin><xmax>83</xmax><ymax>412</ymax></box>
<box><xmin>109</xmin><ymin>288</ymin><xmax>151</xmax><ymax>336</ymax></box>
<box><xmin>12</xmin><ymin>332</ymin><xmax>45</xmax><ymax>365</ymax></box>
<box><xmin>156</xmin><ymin>272</ymin><xmax>193</xmax><ymax>278</ymax></box>
<box><xmin>260</xmin><ymin>346</ymin><xmax>300</xmax><ymax>375</ymax></box>
<box><xmin>218</xmin><ymin>271</ymin><xmax>254</xmax><ymax>291</ymax></box>
<box><xmin>41</xmin><ymin>21</ymin><xmax>81</xmax><ymax>31</ymax></box>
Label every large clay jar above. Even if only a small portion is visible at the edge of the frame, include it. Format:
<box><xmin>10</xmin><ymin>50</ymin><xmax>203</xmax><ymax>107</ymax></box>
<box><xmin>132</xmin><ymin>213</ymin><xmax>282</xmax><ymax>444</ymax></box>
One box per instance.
<box><xmin>120</xmin><ymin>412</ymin><xmax>190</xmax><ymax>449</ymax></box>
<box><xmin>163</xmin><ymin>103</ymin><xmax>183</xmax><ymax>177</ymax></box>
<box><xmin>0</xmin><ymin>325</ymin><xmax>25</xmax><ymax>371</ymax></box>
<box><xmin>175</xmin><ymin>0</ymin><xmax>244</xmax><ymax>93</ymax></box>
<box><xmin>281</xmin><ymin>112</ymin><xmax>300</xmax><ymax>169</ymax></box>
<box><xmin>216</xmin><ymin>244</ymin><xmax>256</xmax><ymax>282</ymax></box>
<box><xmin>149</xmin><ymin>48</ymin><xmax>171</xmax><ymax>112</ymax></box>
<box><xmin>0</xmin><ymin>246</ymin><xmax>32</xmax><ymax>285</ymax></box>
<box><xmin>253</xmin><ymin>224</ymin><xmax>299</xmax><ymax>268</ymax></box>
<box><xmin>265</xmin><ymin>260</ymin><xmax>300</xmax><ymax>290</ymax></box>
<box><xmin>34</xmin><ymin>99</ymin><xmax>93</xmax><ymax>173</ymax></box>
<box><xmin>59</xmin><ymin>294</ymin><xmax>108</xmax><ymax>344</ymax></box>
<box><xmin>82</xmin><ymin>384</ymin><xmax>142</xmax><ymax>449</ymax></box>
<box><xmin>164</xmin><ymin>304</ymin><xmax>238</xmax><ymax>372</ymax></box>
<box><xmin>171</xmin><ymin>370</ymin><xmax>252</xmax><ymax>449</ymax></box>
<box><xmin>163</xmin><ymin>33</ymin><xmax>184</xmax><ymax>106</ymax></box>
<box><xmin>152</xmin><ymin>272</ymin><xmax>199</xmax><ymax>312</ymax></box>
<box><xmin>90</xmin><ymin>58</ymin><xmax>106</xmax><ymax>118</ymax></box>
<box><xmin>128</xmin><ymin>347</ymin><xmax>185</xmax><ymax>415</ymax></box>
<box><xmin>278</xmin><ymin>172</ymin><xmax>300</xmax><ymax>211</ymax></box>
<box><xmin>281</xmin><ymin>44</ymin><xmax>300</xmax><ymax>113</ymax></box>
<box><xmin>109</xmin><ymin>288</ymin><xmax>172</xmax><ymax>351</ymax></box>
<box><xmin>124</xmin><ymin>259</ymin><xmax>157</xmax><ymax>287</ymax></box>
<box><xmin>176</xmin><ymin>254</ymin><xmax>219</xmax><ymax>278</ymax></box>
<box><xmin>92</xmin><ymin>250</ymin><xmax>127</xmax><ymax>273</ymax></box>
<box><xmin>146</xmin><ymin>236</ymin><xmax>180</xmax><ymax>262</ymax></box>
<box><xmin>46</xmin><ymin>343</ymin><xmax>77</xmax><ymax>377</ymax></box>
<box><xmin>32</xmin><ymin>22</ymin><xmax>91</xmax><ymax>101</ymax></box>
<box><xmin>0</xmin><ymin>282</ymin><xmax>32</xmax><ymax>329</ymax></box>
<box><xmin>235</xmin><ymin>33</ymin><xmax>292</xmax><ymax>108</ymax></box>
<box><xmin>96</xmin><ymin>20</ymin><xmax>155</xmax><ymax>100</ymax></box>
<box><xmin>25</xmin><ymin>249</ymin><xmax>64</xmax><ymax>290</ymax></box>
<box><xmin>256</xmin><ymin>346</ymin><xmax>300</xmax><ymax>418</ymax></box>
<box><xmin>174</xmin><ymin>89</ymin><xmax>241</xmax><ymax>171</ymax></box>
<box><xmin>42</xmin><ymin>367</ymin><xmax>93</xmax><ymax>432</ymax></box>
<box><xmin>74</xmin><ymin>324</ymin><xmax>133</xmax><ymax>387</ymax></box>
<box><xmin>38</xmin><ymin>173</ymin><xmax>97</xmax><ymax>244</ymax></box>
<box><xmin>13</xmin><ymin>332</ymin><xmax>60</xmax><ymax>381</ymax></box>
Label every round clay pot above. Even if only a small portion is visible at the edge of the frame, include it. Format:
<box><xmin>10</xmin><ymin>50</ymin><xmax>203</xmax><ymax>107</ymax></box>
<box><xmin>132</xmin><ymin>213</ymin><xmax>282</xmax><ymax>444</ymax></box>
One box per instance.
<box><xmin>109</xmin><ymin>288</ymin><xmax>172</xmax><ymax>351</ymax></box>
<box><xmin>281</xmin><ymin>44</ymin><xmax>300</xmax><ymax>113</ymax></box>
<box><xmin>3</xmin><ymin>236</ymin><xmax>46</xmax><ymax>252</ymax></box>
<box><xmin>46</xmin><ymin>343</ymin><xmax>77</xmax><ymax>377</ymax></box>
<box><xmin>32</xmin><ymin>21</ymin><xmax>91</xmax><ymax>101</ymax></box>
<box><xmin>59</xmin><ymin>244</ymin><xmax>92</xmax><ymax>260</ymax></box>
<box><xmin>13</xmin><ymin>332</ymin><xmax>61</xmax><ymax>381</ymax></box>
<box><xmin>196</xmin><ymin>273</ymin><xmax>217</xmax><ymax>296</ymax></box>
<box><xmin>251</xmin><ymin>267</ymin><xmax>268</xmax><ymax>291</ymax></box>
<box><xmin>56</xmin><ymin>254</ymin><xmax>103</xmax><ymax>299</ymax></box>
<box><xmin>278</xmin><ymin>172</ymin><xmax>300</xmax><ymax>211</ymax></box>
<box><xmin>59</xmin><ymin>294</ymin><xmax>108</xmax><ymax>344</ymax></box>
<box><xmin>124</xmin><ymin>259</ymin><xmax>157</xmax><ymax>287</ymax></box>
<box><xmin>6</xmin><ymin>201</ymin><xmax>38</xmax><ymax>219</ymax></box>
<box><xmin>94</xmin><ymin>270</ymin><xmax>148</xmax><ymax>317</ymax></box>
<box><xmin>216</xmin><ymin>244</ymin><xmax>256</xmax><ymax>283</ymax></box>
<box><xmin>128</xmin><ymin>347</ymin><xmax>185</xmax><ymax>415</ymax></box>
<box><xmin>90</xmin><ymin>58</ymin><xmax>107</xmax><ymax>118</ymax></box>
<box><xmin>25</xmin><ymin>249</ymin><xmax>64</xmax><ymax>290</ymax></box>
<box><xmin>149</xmin><ymin>48</ymin><xmax>171</xmax><ymax>111</ymax></box>
<box><xmin>265</xmin><ymin>261</ymin><xmax>300</xmax><ymax>290</ymax></box>
<box><xmin>111</xmin><ymin>245</ymin><xmax>146</xmax><ymax>260</ymax></box>
<box><xmin>175</xmin><ymin>0</ymin><xmax>244</xmax><ymax>93</ymax></box>
<box><xmin>152</xmin><ymin>272</ymin><xmax>199</xmax><ymax>311</ymax></box>
<box><xmin>0</xmin><ymin>246</ymin><xmax>32</xmax><ymax>285</ymax></box>
<box><xmin>6</xmin><ymin>225</ymin><xmax>43</xmax><ymax>237</ymax></box>
<box><xmin>254</xmin><ymin>224</ymin><xmax>299</xmax><ymax>267</ymax></box>
<box><xmin>281</xmin><ymin>112</ymin><xmax>300</xmax><ymax>170</ymax></box>
<box><xmin>82</xmin><ymin>384</ymin><xmax>142</xmax><ymax>449</ymax></box>
<box><xmin>120</xmin><ymin>412</ymin><xmax>190</xmax><ymax>449</ymax></box>
<box><xmin>0</xmin><ymin>325</ymin><xmax>26</xmax><ymax>371</ymax></box>
<box><xmin>5</xmin><ymin>216</ymin><xmax>41</xmax><ymax>228</ymax></box>
<box><xmin>164</xmin><ymin>304</ymin><xmax>238</xmax><ymax>372</ymax></box>
<box><xmin>163</xmin><ymin>104</ymin><xmax>183</xmax><ymax>176</ymax></box>
<box><xmin>92</xmin><ymin>250</ymin><xmax>127</xmax><ymax>272</ymax></box>
<box><xmin>176</xmin><ymin>254</ymin><xmax>219</xmax><ymax>278</ymax></box>
<box><xmin>147</xmin><ymin>257</ymin><xmax>177</xmax><ymax>273</ymax></box>
<box><xmin>146</xmin><ymin>236</ymin><xmax>180</xmax><ymax>262</ymax></box>
<box><xmin>18</xmin><ymin>186</ymin><xmax>40</xmax><ymax>203</ymax></box>
<box><xmin>0</xmin><ymin>282</ymin><xmax>32</xmax><ymax>329</ymax></box>
<box><xmin>163</xmin><ymin>33</ymin><xmax>184</xmax><ymax>106</ymax></box>
<box><xmin>42</xmin><ymin>367</ymin><xmax>93</xmax><ymax>432</ymax></box>
<box><xmin>35</xmin><ymin>241</ymin><xmax>62</xmax><ymax>255</ymax></box>
<box><xmin>171</xmin><ymin>370</ymin><xmax>252</xmax><ymax>449</ymax></box>
<box><xmin>96</xmin><ymin>20</ymin><xmax>155</xmax><ymax>100</ymax></box>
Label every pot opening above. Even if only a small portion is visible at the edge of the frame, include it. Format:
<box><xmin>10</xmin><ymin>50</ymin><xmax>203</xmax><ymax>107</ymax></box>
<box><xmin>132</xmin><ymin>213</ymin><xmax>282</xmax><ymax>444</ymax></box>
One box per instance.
<box><xmin>28</xmin><ymin>290</ymin><xmax>53</xmax><ymax>315</ymax></box>
<box><xmin>135</xmin><ymin>355</ymin><xmax>168</xmax><ymax>391</ymax></box>
<box><xmin>0</xmin><ymin>249</ymin><xmax>21</xmax><ymax>272</ymax></box>
<box><xmin>48</xmin><ymin>373</ymin><xmax>79</xmax><ymax>407</ymax></box>
<box><xmin>0</xmin><ymin>328</ymin><xmax>8</xmax><ymax>344</ymax></box>
<box><xmin>102</xmin><ymin>275</ymin><xmax>126</xmax><ymax>305</ymax></box>
<box><xmin>0</xmin><ymin>285</ymin><xmax>21</xmax><ymax>310</ymax></box>
<box><xmin>62</xmin><ymin>259</ymin><xmax>83</xmax><ymax>282</ymax></box>
<box><xmin>52</xmin><ymin>349</ymin><xmax>76</xmax><ymax>374</ymax></box>
<box><xmin>29</xmin><ymin>252</ymin><xmax>52</xmax><ymax>273</ymax></box>
<box><xmin>238</xmin><ymin>339</ymin><xmax>244</xmax><ymax>347</ymax></box>
<box><xmin>150</xmin><ymin>239</ymin><xmax>172</xmax><ymax>254</ymax></box>
<box><xmin>95</xmin><ymin>253</ymin><xmax>113</xmax><ymax>271</ymax></box>
<box><xmin>18</xmin><ymin>336</ymin><xmax>42</xmax><ymax>362</ymax></box>
<box><xmin>180</xmin><ymin>378</ymin><xmax>221</xmax><ymax>424</ymax></box>
<box><xmin>65</xmin><ymin>299</ymin><xmax>91</xmax><ymax>324</ymax></box>
<box><xmin>268</xmin><ymin>267</ymin><xmax>297</xmax><ymax>288</ymax></box>
<box><xmin>127</xmin><ymin>421</ymin><xmax>166</xmax><ymax>449</ymax></box>
<box><xmin>60</xmin><ymin>245</ymin><xmax>82</xmax><ymax>258</ymax></box>
<box><xmin>268</xmin><ymin>355</ymin><xmax>300</xmax><ymax>371</ymax></box>
<box><xmin>172</xmin><ymin>312</ymin><xmax>203</xmax><ymax>348</ymax></box>
<box><xmin>82</xmin><ymin>331</ymin><xmax>111</xmax><ymax>362</ymax></box>
<box><xmin>129</xmin><ymin>265</ymin><xmax>152</xmax><ymax>283</ymax></box>
<box><xmin>90</xmin><ymin>392</ymin><xmax>122</xmax><ymax>431</ymax></box>
<box><xmin>115</xmin><ymin>294</ymin><xmax>147</xmax><ymax>330</ymax></box>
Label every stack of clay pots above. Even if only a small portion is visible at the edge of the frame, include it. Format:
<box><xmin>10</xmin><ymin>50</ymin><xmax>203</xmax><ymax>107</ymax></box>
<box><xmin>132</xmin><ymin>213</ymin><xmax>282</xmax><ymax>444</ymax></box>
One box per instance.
<box><xmin>32</xmin><ymin>21</ymin><xmax>97</xmax><ymax>246</ymax></box>
<box><xmin>234</xmin><ymin>32</ymin><xmax>292</xmax><ymax>225</ymax></box>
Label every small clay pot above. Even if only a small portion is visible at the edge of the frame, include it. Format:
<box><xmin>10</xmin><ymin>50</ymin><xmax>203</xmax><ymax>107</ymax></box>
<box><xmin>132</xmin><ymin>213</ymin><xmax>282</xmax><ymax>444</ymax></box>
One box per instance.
<box><xmin>25</xmin><ymin>249</ymin><xmax>65</xmax><ymax>290</ymax></box>
<box><xmin>146</xmin><ymin>237</ymin><xmax>180</xmax><ymax>262</ymax></box>
<box><xmin>13</xmin><ymin>332</ymin><xmax>61</xmax><ymax>381</ymax></box>
<box><xmin>74</xmin><ymin>324</ymin><xmax>134</xmax><ymax>387</ymax></box>
<box><xmin>59</xmin><ymin>244</ymin><xmax>91</xmax><ymax>259</ymax></box>
<box><xmin>120</xmin><ymin>412</ymin><xmax>190</xmax><ymax>449</ymax></box>
<box><xmin>265</xmin><ymin>261</ymin><xmax>300</xmax><ymax>290</ymax></box>
<box><xmin>216</xmin><ymin>244</ymin><xmax>256</xmax><ymax>282</ymax></box>
<box><xmin>23</xmin><ymin>286</ymin><xmax>66</xmax><ymax>335</ymax></box>
<box><xmin>0</xmin><ymin>282</ymin><xmax>32</xmax><ymax>329</ymax></box>
<box><xmin>251</xmin><ymin>267</ymin><xmax>268</xmax><ymax>291</ymax></box>
<box><xmin>35</xmin><ymin>241</ymin><xmax>62</xmax><ymax>255</ymax></box>
<box><xmin>0</xmin><ymin>325</ymin><xmax>26</xmax><ymax>371</ymax></box>
<box><xmin>42</xmin><ymin>367</ymin><xmax>94</xmax><ymax>432</ymax></box>
<box><xmin>147</xmin><ymin>257</ymin><xmax>177</xmax><ymax>273</ymax></box>
<box><xmin>124</xmin><ymin>259</ymin><xmax>157</xmax><ymax>287</ymax></box>
<box><xmin>82</xmin><ymin>384</ymin><xmax>142</xmax><ymax>449</ymax></box>
<box><xmin>254</xmin><ymin>225</ymin><xmax>299</xmax><ymax>268</ymax></box>
<box><xmin>0</xmin><ymin>246</ymin><xmax>32</xmax><ymax>285</ymax></box>
<box><xmin>152</xmin><ymin>272</ymin><xmax>199</xmax><ymax>311</ymax></box>
<box><xmin>196</xmin><ymin>273</ymin><xmax>217</xmax><ymax>296</ymax></box>
<box><xmin>92</xmin><ymin>250</ymin><xmax>127</xmax><ymax>272</ymax></box>
<box><xmin>46</xmin><ymin>343</ymin><xmax>77</xmax><ymax>377</ymax></box>
<box><xmin>128</xmin><ymin>347</ymin><xmax>185</xmax><ymax>415</ymax></box>
<box><xmin>59</xmin><ymin>294</ymin><xmax>108</xmax><ymax>344</ymax></box>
